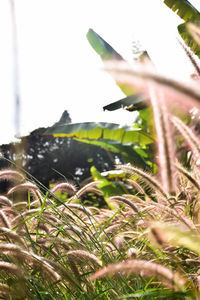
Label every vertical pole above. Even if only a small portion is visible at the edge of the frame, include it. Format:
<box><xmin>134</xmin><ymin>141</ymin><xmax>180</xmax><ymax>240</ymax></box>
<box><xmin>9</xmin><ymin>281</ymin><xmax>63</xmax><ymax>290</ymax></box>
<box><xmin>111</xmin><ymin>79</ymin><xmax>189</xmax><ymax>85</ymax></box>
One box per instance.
<box><xmin>9</xmin><ymin>0</ymin><xmax>20</xmax><ymax>138</ymax></box>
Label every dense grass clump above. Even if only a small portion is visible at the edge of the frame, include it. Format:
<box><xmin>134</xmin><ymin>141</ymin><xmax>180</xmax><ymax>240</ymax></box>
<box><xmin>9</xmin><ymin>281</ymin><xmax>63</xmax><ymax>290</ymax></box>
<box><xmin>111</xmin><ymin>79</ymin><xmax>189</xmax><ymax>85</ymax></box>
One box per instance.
<box><xmin>0</xmin><ymin>150</ymin><xmax>200</xmax><ymax>300</ymax></box>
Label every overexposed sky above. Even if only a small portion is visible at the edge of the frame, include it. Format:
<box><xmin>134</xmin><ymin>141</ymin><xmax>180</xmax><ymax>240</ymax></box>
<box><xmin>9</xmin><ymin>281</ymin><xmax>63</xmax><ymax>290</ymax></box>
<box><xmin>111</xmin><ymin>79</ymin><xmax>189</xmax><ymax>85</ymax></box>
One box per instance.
<box><xmin>0</xmin><ymin>0</ymin><xmax>199</xmax><ymax>144</ymax></box>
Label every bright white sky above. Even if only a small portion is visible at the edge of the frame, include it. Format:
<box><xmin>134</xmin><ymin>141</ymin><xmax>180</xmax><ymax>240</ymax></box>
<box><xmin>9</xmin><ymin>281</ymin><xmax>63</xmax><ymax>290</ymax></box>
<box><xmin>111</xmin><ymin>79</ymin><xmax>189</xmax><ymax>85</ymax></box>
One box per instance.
<box><xmin>0</xmin><ymin>0</ymin><xmax>200</xmax><ymax>144</ymax></box>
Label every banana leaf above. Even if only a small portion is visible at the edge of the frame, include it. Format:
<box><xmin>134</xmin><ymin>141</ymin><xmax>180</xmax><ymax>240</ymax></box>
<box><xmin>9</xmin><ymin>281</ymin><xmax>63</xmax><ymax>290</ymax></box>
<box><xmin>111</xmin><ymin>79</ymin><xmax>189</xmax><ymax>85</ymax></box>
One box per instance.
<box><xmin>74</xmin><ymin>137</ymin><xmax>151</xmax><ymax>169</ymax></box>
<box><xmin>87</xmin><ymin>28</ymin><xmax>138</xmax><ymax>96</ymax></box>
<box><xmin>163</xmin><ymin>0</ymin><xmax>200</xmax><ymax>21</ymax></box>
<box><xmin>43</xmin><ymin>122</ymin><xmax>153</xmax><ymax>145</ymax></box>
<box><xmin>103</xmin><ymin>93</ymin><xmax>148</xmax><ymax>112</ymax></box>
<box><xmin>86</xmin><ymin>28</ymin><xmax>123</xmax><ymax>61</ymax></box>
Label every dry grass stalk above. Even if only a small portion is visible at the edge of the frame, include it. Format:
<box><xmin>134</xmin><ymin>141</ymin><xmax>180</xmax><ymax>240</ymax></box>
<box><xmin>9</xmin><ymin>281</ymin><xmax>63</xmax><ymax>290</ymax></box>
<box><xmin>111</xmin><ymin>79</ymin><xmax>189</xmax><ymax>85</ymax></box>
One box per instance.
<box><xmin>149</xmin><ymin>86</ymin><xmax>176</xmax><ymax>195</ymax></box>
<box><xmin>91</xmin><ymin>259</ymin><xmax>187</xmax><ymax>291</ymax></box>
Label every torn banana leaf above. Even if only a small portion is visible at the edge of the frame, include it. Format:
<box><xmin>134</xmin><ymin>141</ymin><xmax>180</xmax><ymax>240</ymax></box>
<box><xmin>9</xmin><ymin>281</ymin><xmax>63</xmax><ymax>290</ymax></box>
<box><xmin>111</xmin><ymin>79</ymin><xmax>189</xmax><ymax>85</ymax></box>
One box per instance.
<box><xmin>44</xmin><ymin>122</ymin><xmax>153</xmax><ymax>145</ymax></box>
<box><xmin>163</xmin><ymin>0</ymin><xmax>200</xmax><ymax>21</ymax></box>
<box><xmin>103</xmin><ymin>93</ymin><xmax>148</xmax><ymax>112</ymax></box>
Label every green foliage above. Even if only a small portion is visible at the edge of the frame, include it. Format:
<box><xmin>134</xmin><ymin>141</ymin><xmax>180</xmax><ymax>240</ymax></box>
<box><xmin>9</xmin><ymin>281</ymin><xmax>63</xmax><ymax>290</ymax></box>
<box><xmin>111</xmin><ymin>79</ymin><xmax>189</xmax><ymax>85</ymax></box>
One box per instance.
<box><xmin>163</xmin><ymin>0</ymin><xmax>200</xmax><ymax>21</ymax></box>
<box><xmin>44</xmin><ymin>121</ymin><xmax>153</xmax><ymax>145</ymax></box>
<box><xmin>163</xmin><ymin>0</ymin><xmax>200</xmax><ymax>58</ymax></box>
<box><xmin>87</xmin><ymin>28</ymin><xmax>138</xmax><ymax>96</ymax></box>
<box><xmin>86</xmin><ymin>28</ymin><xmax>123</xmax><ymax>61</ymax></box>
<box><xmin>90</xmin><ymin>165</ymin><xmax>125</xmax><ymax>208</ymax></box>
<box><xmin>103</xmin><ymin>93</ymin><xmax>148</xmax><ymax>112</ymax></box>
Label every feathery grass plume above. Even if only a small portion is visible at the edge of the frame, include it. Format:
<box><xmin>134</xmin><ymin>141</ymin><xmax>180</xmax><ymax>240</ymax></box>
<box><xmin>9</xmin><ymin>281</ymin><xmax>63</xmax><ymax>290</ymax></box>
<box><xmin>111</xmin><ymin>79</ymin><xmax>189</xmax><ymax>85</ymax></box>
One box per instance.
<box><xmin>11</xmin><ymin>208</ymin><xmax>61</xmax><ymax>228</ymax></box>
<box><xmin>22</xmin><ymin>250</ymin><xmax>61</xmax><ymax>281</ymax></box>
<box><xmin>0</xmin><ymin>196</ymin><xmax>12</xmax><ymax>207</ymax></box>
<box><xmin>125</xmin><ymin>179</ymin><xmax>146</xmax><ymax>194</ymax></box>
<box><xmin>0</xmin><ymin>169</ymin><xmax>24</xmax><ymax>182</ymax></box>
<box><xmin>42</xmin><ymin>258</ymin><xmax>81</xmax><ymax>287</ymax></box>
<box><xmin>50</xmin><ymin>180</ymin><xmax>77</xmax><ymax>195</ymax></box>
<box><xmin>0</xmin><ymin>227</ymin><xmax>24</xmax><ymax>245</ymax></box>
<box><xmin>149</xmin><ymin>86</ymin><xmax>176</xmax><ymax>195</ymax></box>
<box><xmin>0</xmin><ymin>262</ymin><xmax>23</xmax><ymax>277</ymax></box>
<box><xmin>37</xmin><ymin>237</ymin><xmax>74</xmax><ymax>250</ymax></box>
<box><xmin>12</xmin><ymin>201</ymin><xmax>27</xmax><ymax>210</ymax></box>
<box><xmin>38</xmin><ymin>211</ymin><xmax>62</xmax><ymax>225</ymax></box>
<box><xmin>104</xmin><ymin>60</ymin><xmax>200</xmax><ymax>111</ymax></box>
<box><xmin>29</xmin><ymin>199</ymin><xmax>41</xmax><ymax>207</ymax></box>
<box><xmin>37</xmin><ymin>223</ymin><xmax>50</xmax><ymax>234</ymax></box>
<box><xmin>179</xmin><ymin>40</ymin><xmax>200</xmax><ymax>76</ymax></box>
<box><xmin>7</xmin><ymin>182</ymin><xmax>39</xmax><ymax>195</ymax></box>
<box><xmin>60</xmin><ymin>203</ymin><xmax>92</xmax><ymax>216</ymax></box>
<box><xmin>107</xmin><ymin>196</ymin><xmax>139</xmax><ymax>214</ymax></box>
<box><xmin>58</xmin><ymin>209</ymin><xmax>76</xmax><ymax>221</ymax></box>
<box><xmin>176</xmin><ymin>163</ymin><xmax>200</xmax><ymax>190</ymax></box>
<box><xmin>150</xmin><ymin>226</ymin><xmax>169</xmax><ymax>247</ymax></box>
<box><xmin>152</xmin><ymin>202</ymin><xmax>195</xmax><ymax>230</ymax></box>
<box><xmin>63</xmin><ymin>224</ymin><xmax>84</xmax><ymax>235</ymax></box>
<box><xmin>91</xmin><ymin>259</ymin><xmax>187</xmax><ymax>291</ymax></box>
<box><xmin>0</xmin><ymin>243</ymin><xmax>22</xmax><ymax>255</ymax></box>
<box><xmin>0</xmin><ymin>210</ymin><xmax>11</xmax><ymax>229</ymax></box>
<box><xmin>70</xmin><ymin>181</ymin><xmax>102</xmax><ymax>201</ymax></box>
<box><xmin>2</xmin><ymin>207</ymin><xmax>18</xmax><ymax>218</ymax></box>
<box><xmin>66</xmin><ymin>250</ymin><xmax>102</xmax><ymax>267</ymax></box>
<box><xmin>116</xmin><ymin>164</ymin><xmax>167</xmax><ymax>198</ymax></box>
<box><xmin>100</xmin><ymin>223</ymin><xmax>129</xmax><ymax>241</ymax></box>
<box><xmin>150</xmin><ymin>222</ymin><xmax>200</xmax><ymax>256</ymax></box>
<box><xmin>172</xmin><ymin>116</ymin><xmax>200</xmax><ymax>165</ymax></box>
<box><xmin>127</xmin><ymin>247</ymin><xmax>137</xmax><ymax>258</ymax></box>
<box><xmin>113</xmin><ymin>235</ymin><xmax>124</xmax><ymax>249</ymax></box>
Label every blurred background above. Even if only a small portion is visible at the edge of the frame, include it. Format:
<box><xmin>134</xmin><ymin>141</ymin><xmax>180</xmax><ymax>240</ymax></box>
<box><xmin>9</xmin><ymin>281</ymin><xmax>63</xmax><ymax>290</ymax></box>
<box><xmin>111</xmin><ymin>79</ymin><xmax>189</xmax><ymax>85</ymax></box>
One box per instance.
<box><xmin>0</xmin><ymin>0</ymin><xmax>199</xmax><ymax>144</ymax></box>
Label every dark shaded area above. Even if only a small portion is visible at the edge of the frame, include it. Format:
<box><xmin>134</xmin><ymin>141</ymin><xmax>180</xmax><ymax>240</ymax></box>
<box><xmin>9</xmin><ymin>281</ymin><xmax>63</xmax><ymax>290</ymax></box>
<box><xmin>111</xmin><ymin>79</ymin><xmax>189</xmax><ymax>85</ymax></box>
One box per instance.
<box><xmin>0</xmin><ymin>111</ymin><xmax>121</xmax><ymax>190</ymax></box>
